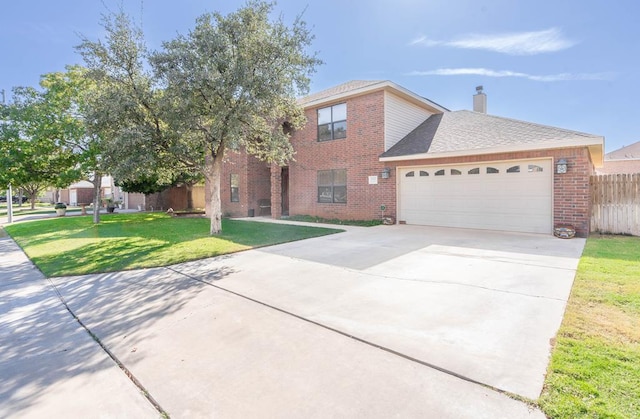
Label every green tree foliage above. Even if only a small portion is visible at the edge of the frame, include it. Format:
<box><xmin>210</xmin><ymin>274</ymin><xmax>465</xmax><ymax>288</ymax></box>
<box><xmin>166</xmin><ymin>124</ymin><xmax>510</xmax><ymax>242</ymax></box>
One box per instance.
<box><xmin>39</xmin><ymin>66</ymin><xmax>110</xmax><ymax>223</ymax></box>
<box><xmin>117</xmin><ymin>175</ymin><xmax>172</xmax><ymax>196</ymax></box>
<box><xmin>78</xmin><ymin>1</ymin><xmax>320</xmax><ymax>234</ymax></box>
<box><xmin>1</xmin><ymin>66</ymin><xmax>113</xmax><ymax>222</ymax></box>
<box><xmin>77</xmin><ymin>12</ymin><xmax>186</xmax><ymax>202</ymax></box>
<box><xmin>0</xmin><ymin>85</ymin><xmax>78</xmax><ymax>209</ymax></box>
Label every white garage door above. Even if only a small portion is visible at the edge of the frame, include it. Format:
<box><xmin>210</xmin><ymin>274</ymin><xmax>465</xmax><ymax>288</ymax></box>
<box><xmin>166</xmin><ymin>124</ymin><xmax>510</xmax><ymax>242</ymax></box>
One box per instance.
<box><xmin>398</xmin><ymin>160</ymin><xmax>552</xmax><ymax>234</ymax></box>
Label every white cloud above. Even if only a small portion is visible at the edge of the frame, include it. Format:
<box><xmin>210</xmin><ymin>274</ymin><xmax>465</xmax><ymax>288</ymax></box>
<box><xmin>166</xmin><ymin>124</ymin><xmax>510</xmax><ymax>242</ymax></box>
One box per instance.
<box><xmin>406</xmin><ymin>68</ymin><xmax>614</xmax><ymax>82</ymax></box>
<box><xmin>410</xmin><ymin>28</ymin><xmax>576</xmax><ymax>55</ymax></box>
<box><xmin>409</xmin><ymin>35</ymin><xmax>440</xmax><ymax>47</ymax></box>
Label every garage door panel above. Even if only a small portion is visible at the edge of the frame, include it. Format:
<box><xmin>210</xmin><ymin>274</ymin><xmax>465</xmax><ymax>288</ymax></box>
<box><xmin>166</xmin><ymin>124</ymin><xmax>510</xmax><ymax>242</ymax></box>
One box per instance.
<box><xmin>399</xmin><ymin>161</ymin><xmax>552</xmax><ymax>234</ymax></box>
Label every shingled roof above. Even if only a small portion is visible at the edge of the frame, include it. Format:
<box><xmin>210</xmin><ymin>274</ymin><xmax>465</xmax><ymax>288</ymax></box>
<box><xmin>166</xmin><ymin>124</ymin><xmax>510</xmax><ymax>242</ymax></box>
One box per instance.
<box><xmin>605</xmin><ymin>141</ymin><xmax>640</xmax><ymax>160</ymax></box>
<box><xmin>298</xmin><ymin>80</ymin><xmax>385</xmax><ymax>106</ymax></box>
<box><xmin>381</xmin><ymin>110</ymin><xmax>603</xmax><ymax>159</ymax></box>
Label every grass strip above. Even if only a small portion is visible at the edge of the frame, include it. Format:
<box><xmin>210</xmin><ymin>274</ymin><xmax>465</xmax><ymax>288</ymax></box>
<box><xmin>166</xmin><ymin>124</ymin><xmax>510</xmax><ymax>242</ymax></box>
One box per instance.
<box><xmin>540</xmin><ymin>235</ymin><xmax>640</xmax><ymax>418</ymax></box>
<box><xmin>5</xmin><ymin>212</ymin><xmax>342</xmax><ymax>277</ymax></box>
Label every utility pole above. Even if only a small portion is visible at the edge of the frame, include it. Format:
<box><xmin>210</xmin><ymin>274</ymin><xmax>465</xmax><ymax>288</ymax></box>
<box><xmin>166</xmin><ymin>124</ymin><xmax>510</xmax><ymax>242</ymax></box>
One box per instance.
<box><xmin>7</xmin><ymin>185</ymin><xmax>13</xmax><ymax>224</ymax></box>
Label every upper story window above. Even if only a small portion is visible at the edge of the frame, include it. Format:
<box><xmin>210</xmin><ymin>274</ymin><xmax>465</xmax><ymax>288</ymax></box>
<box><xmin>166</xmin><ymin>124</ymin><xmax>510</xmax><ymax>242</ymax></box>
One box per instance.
<box><xmin>318</xmin><ymin>103</ymin><xmax>347</xmax><ymax>141</ymax></box>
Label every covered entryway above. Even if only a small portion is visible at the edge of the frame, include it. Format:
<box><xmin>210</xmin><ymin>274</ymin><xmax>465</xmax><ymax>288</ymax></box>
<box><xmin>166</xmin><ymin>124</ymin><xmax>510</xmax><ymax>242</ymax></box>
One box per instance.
<box><xmin>398</xmin><ymin>159</ymin><xmax>552</xmax><ymax>234</ymax></box>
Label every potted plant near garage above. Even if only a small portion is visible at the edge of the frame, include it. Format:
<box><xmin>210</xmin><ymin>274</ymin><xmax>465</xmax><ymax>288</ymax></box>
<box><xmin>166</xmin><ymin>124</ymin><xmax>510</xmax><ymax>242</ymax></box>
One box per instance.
<box><xmin>104</xmin><ymin>198</ymin><xmax>117</xmax><ymax>213</ymax></box>
<box><xmin>54</xmin><ymin>202</ymin><xmax>67</xmax><ymax>217</ymax></box>
<box><xmin>104</xmin><ymin>198</ymin><xmax>118</xmax><ymax>213</ymax></box>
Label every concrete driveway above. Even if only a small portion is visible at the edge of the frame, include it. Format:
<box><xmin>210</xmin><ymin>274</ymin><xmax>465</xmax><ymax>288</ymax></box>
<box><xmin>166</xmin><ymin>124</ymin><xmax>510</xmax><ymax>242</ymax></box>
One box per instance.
<box><xmin>175</xmin><ymin>224</ymin><xmax>583</xmax><ymax>399</ymax></box>
<box><xmin>0</xmin><ymin>226</ymin><xmax>585</xmax><ymax>418</ymax></box>
<box><xmin>38</xmin><ymin>223</ymin><xmax>584</xmax><ymax>417</ymax></box>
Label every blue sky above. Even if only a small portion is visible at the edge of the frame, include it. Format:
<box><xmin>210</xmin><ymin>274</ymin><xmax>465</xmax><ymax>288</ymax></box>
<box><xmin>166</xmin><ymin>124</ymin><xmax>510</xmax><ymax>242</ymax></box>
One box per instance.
<box><xmin>1</xmin><ymin>0</ymin><xmax>638</xmax><ymax>152</ymax></box>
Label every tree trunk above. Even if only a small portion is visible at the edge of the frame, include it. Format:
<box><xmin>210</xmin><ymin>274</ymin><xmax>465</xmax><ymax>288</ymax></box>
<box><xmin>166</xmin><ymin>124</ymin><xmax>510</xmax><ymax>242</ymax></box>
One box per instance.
<box><xmin>207</xmin><ymin>155</ymin><xmax>224</xmax><ymax>235</ymax></box>
<box><xmin>92</xmin><ymin>172</ymin><xmax>102</xmax><ymax>224</ymax></box>
<box><xmin>186</xmin><ymin>183</ymin><xmax>194</xmax><ymax>210</ymax></box>
<box><xmin>23</xmin><ymin>185</ymin><xmax>37</xmax><ymax>210</ymax></box>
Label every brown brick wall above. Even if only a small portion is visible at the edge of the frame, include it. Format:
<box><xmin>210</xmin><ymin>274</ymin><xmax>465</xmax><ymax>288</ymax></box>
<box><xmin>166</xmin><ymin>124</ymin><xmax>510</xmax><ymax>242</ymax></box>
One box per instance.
<box><xmin>552</xmin><ymin>147</ymin><xmax>594</xmax><ymax>237</ymax></box>
<box><xmin>286</xmin><ymin>91</ymin><xmax>396</xmax><ymax>221</ymax></box>
<box><xmin>217</xmin><ymin>150</ymin><xmax>271</xmax><ymax>218</ymax></box>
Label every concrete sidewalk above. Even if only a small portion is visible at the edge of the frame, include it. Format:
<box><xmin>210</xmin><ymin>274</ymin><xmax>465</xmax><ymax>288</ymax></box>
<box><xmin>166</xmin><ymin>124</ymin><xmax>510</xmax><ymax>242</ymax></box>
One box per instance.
<box><xmin>0</xmin><ymin>235</ymin><xmax>157</xmax><ymax>418</ymax></box>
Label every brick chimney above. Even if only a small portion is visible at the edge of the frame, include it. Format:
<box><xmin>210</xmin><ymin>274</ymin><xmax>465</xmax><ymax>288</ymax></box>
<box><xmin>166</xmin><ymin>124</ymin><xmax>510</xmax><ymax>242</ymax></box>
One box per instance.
<box><xmin>473</xmin><ymin>85</ymin><xmax>487</xmax><ymax>114</ymax></box>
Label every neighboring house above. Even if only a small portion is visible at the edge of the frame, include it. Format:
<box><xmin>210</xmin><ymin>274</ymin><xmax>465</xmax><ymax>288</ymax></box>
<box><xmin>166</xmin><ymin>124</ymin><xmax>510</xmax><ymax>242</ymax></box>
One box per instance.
<box><xmin>44</xmin><ymin>175</ymin><xmax>145</xmax><ymax>210</ymax></box>
<box><xmin>596</xmin><ymin>141</ymin><xmax>640</xmax><ymax>174</ymax></box>
<box><xmin>212</xmin><ymin>80</ymin><xmax>604</xmax><ymax>237</ymax></box>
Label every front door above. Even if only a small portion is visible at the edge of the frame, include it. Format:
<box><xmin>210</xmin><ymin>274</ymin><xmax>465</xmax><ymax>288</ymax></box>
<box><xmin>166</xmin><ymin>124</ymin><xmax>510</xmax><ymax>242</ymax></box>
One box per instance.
<box><xmin>281</xmin><ymin>167</ymin><xmax>289</xmax><ymax>216</ymax></box>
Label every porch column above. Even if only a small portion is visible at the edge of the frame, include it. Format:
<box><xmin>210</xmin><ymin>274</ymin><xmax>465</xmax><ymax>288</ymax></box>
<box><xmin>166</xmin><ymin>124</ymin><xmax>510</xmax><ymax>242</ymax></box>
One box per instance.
<box><xmin>270</xmin><ymin>163</ymin><xmax>282</xmax><ymax>219</ymax></box>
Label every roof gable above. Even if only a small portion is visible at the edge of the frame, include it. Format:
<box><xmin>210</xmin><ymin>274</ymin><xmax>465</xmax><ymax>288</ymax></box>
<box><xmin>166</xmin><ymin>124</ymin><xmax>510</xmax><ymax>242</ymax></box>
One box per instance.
<box><xmin>298</xmin><ymin>80</ymin><xmax>448</xmax><ymax>113</ymax></box>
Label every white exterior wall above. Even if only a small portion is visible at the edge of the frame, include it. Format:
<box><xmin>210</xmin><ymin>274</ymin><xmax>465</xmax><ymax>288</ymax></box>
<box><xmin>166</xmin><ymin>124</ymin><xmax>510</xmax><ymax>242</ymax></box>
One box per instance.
<box><xmin>384</xmin><ymin>91</ymin><xmax>433</xmax><ymax>151</ymax></box>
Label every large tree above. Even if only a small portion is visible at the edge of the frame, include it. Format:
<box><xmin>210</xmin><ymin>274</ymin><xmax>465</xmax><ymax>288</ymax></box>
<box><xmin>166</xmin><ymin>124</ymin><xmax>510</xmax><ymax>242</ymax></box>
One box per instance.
<box><xmin>76</xmin><ymin>11</ymin><xmax>186</xmax><ymax>209</ymax></box>
<box><xmin>78</xmin><ymin>1</ymin><xmax>320</xmax><ymax>234</ymax></box>
<box><xmin>38</xmin><ymin>66</ymin><xmax>111</xmax><ymax>223</ymax></box>
<box><xmin>0</xmin><ymin>86</ymin><xmax>78</xmax><ymax>209</ymax></box>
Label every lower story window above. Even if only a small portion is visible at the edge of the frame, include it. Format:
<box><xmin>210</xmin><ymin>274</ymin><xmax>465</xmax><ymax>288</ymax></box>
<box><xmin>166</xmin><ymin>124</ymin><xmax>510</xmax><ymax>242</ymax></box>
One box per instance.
<box><xmin>230</xmin><ymin>174</ymin><xmax>239</xmax><ymax>202</ymax></box>
<box><xmin>318</xmin><ymin>169</ymin><xmax>347</xmax><ymax>203</ymax></box>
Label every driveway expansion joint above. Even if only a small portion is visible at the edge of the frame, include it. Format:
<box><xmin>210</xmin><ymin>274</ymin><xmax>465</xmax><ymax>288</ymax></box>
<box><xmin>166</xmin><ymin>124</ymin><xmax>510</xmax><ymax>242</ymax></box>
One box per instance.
<box><xmin>357</xmin><ymin>270</ymin><xmax>568</xmax><ymax>301</ymax></box>
<box><xmin>44</xmin><ymin>276</ymin><xmax>170</xmax><ymax>418</ymax></box>
<box><xmin>165</xmin><ymin>265</ymin><xmax>517</xmax><ymax>400</ymax></box>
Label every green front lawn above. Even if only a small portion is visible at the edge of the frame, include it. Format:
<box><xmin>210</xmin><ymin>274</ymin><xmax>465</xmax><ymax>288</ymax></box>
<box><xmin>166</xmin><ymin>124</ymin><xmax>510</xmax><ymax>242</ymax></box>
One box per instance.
<box><xmin>540</xmin><ymin>235</ymin><xmax>640</xmax><ymax>418</ymax></box>
<box><xmin>5</xmin><ymin>213</ymin><xmax>342</xmax><ymax>277</ymax></box>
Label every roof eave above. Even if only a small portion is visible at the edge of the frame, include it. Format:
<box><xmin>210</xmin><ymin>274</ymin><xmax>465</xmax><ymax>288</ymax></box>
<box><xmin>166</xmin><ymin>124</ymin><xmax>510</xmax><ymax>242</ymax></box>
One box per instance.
<box><xmin>300</xmin><ymin>80</ymin><xmax>449</xmax><ymax>113</ymax></box>
<box><xmin>604</xmin><ymin>157</ymin><xmax>640</xmax><ymax>162</ymax></box>
<box><xmin>380</xmin><ymin>136</ymin><xmax>605</xmax><ymax>166</ymax></box>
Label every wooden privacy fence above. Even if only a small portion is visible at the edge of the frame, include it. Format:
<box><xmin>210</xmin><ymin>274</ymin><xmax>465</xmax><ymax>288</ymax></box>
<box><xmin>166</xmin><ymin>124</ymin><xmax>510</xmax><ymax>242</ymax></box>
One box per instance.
<box><xmin>591</xmin><ymin>174</ymin><xmax>640</xmax><ymax>236</ymax></box>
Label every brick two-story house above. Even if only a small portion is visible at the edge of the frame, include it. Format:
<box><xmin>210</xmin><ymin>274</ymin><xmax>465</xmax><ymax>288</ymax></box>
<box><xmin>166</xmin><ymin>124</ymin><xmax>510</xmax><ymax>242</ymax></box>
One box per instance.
<box><xmin>213</xmin><ymin>80</ymin><xmax>604</xmax><ymax>237</ymax></box>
